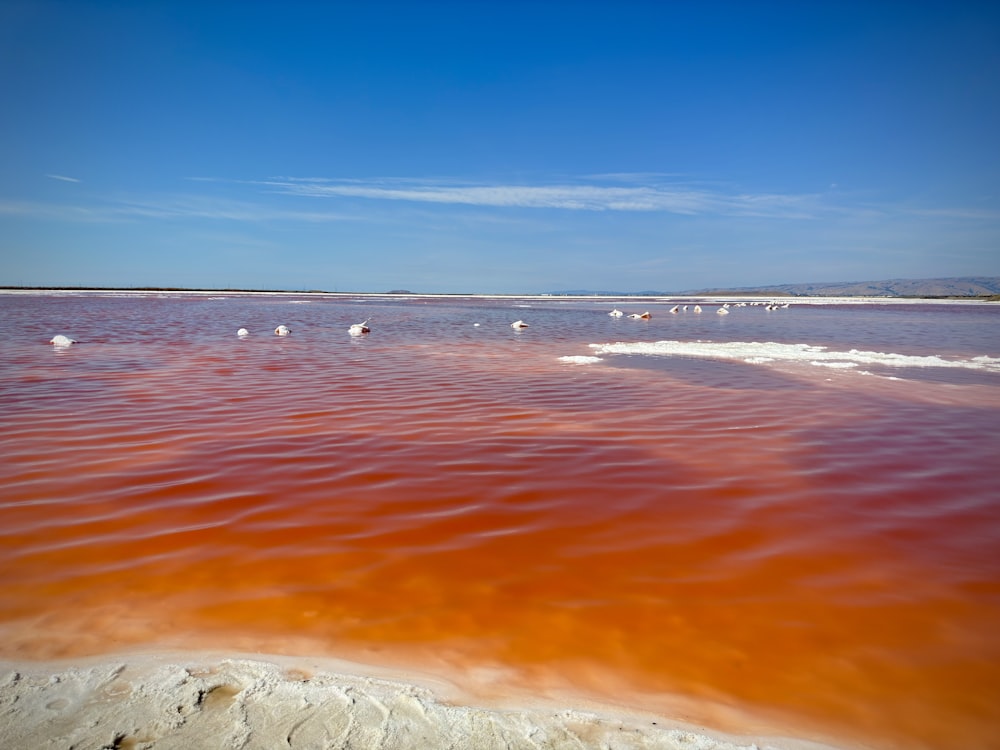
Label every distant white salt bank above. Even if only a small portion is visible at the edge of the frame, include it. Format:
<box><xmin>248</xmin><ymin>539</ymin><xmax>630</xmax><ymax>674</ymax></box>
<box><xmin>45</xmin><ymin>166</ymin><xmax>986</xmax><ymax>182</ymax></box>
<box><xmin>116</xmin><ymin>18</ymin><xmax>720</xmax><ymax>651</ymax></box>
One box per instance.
<box><xmin>274</xmin><ymin>325</ymin><xmax>291</xmax><ymax>336</ymax></box>
<box><xmin>589</xmin><ymin>340</ymin><xmax>1000</xmax><ymax>374</ymax></box>
<box><xmin>49</xmin><ymin>335</ymin><xmax>75</xmax><ymax>346</ymax></box>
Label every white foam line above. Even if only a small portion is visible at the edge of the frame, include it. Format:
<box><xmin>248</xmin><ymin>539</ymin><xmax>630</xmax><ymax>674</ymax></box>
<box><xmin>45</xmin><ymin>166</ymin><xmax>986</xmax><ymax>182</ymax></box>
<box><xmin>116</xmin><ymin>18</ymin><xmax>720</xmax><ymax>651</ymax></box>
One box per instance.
<box><xmin>589</xmin><ymin>340</ymin><xmax>1000</xmax><ymax>373</ymax></box>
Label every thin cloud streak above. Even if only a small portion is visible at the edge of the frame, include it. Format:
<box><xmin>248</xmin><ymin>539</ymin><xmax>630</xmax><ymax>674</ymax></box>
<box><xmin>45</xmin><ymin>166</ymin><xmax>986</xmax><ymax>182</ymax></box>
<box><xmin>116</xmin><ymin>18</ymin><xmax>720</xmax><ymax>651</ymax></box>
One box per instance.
<box><xmin>45</xmin><ymin>174</ymin><xmax>81</xmax><ymax>183</ymax></box>
<box><xmin>107</xmin><ymin>195</ymin><xmax>360</xmax><ymax>223</ymax></box>
<box><xmin>0</xmin><ymin>199</ymin><xmax>101</xmax><ymax>220</ymax></box>
<box><xmin>0</xmin><ymin>195</ymin><xmax>363</xmax><ymax>224</ymax></box>
<box><xmin>6</xmin><ymin>178</ymin><xmax>994</xmax><ymax>229</ymax></box>
<box><xmin>258</xmin><ymin>177</ymin><xmax>826</xmax><ymax>218</ymax></box>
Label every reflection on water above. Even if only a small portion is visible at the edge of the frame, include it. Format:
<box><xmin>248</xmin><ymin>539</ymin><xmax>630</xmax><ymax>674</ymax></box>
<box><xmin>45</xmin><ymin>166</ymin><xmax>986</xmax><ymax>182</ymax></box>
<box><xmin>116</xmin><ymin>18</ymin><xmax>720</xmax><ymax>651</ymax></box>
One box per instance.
<box><xmin>1</xmin><ymin>292</ymin><xmax>999</xmax><ymax>749</ymax></box>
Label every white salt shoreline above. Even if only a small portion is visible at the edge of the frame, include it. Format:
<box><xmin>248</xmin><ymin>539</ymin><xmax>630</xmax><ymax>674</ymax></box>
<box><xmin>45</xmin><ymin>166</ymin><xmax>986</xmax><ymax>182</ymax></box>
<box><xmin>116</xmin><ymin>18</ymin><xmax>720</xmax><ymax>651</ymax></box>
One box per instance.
<box><xmin>0</xmin><ymin>650</ymin><xmax>851</xmax><ymax>750</ymax></box>
<box><xmin>1</xmin><ymin>286</ymin><xmax>995</xmax><ymax>306</ymax></box>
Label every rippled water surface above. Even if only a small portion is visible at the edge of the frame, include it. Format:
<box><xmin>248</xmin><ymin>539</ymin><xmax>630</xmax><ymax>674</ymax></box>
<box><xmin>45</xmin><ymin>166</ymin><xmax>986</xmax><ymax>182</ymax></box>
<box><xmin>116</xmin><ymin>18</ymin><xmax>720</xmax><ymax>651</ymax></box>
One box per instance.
<box><xmin>2</xmin><ymin>292</ymin><xmax>999</xmax><ymax>748</ymax></box>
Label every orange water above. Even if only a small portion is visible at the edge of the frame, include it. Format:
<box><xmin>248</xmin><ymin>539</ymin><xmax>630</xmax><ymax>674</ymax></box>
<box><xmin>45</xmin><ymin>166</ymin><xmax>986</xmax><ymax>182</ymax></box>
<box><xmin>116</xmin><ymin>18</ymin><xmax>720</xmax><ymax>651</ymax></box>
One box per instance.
<box><xmin>2</xmin><ymin>293</ymin><xmax>999</xmax><ymax>748</ymax></box>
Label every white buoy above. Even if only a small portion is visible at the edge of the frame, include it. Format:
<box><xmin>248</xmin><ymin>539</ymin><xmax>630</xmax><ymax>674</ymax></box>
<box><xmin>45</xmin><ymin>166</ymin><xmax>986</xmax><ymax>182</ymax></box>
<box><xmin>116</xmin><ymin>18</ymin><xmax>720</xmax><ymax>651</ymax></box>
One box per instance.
<box><xmin>274</xmin><ymin>325</ymin><xmax>291</xmax><ymax>336</ymax></box>
<box><xmin>50</xmin><ymin>334</ymin><xmax>75</xmax><ymax>346</ymax></box>
<box><xmin>237</xmin><ymin>328</ymin><xmax>249</xmax><ymax>337</ymax></box>
<box><xmin>608</xmin><ymin>309</ymin><xmax>624</xmax><ymax>317</ymax></box>
<box><xmin>349</xmin><ymin>319</ymin><xmax>371</xmax><ymax>336</ymax></box>
<box><xmin>511</xmin><ymin>320</ymin><xmax>529</xmax><ymax>329</ymax></box>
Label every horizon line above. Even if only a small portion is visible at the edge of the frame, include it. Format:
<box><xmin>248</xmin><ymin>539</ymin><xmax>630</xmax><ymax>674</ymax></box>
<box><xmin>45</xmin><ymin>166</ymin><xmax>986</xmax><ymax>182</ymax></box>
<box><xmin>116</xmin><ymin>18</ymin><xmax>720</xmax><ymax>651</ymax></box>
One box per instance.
<box><xmin>2</xmin><ymin>277</ymin><xmax>998</xmax><ymax>301</ymax></box>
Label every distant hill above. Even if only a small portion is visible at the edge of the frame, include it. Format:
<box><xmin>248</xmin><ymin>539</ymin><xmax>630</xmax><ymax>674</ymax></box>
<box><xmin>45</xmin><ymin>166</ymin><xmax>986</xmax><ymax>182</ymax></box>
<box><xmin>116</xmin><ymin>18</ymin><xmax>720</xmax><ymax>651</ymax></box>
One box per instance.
<box><xmin>689</xmin><ymin>276</ymin><xmax>1000</xmax><ymax>297</ymax></box>
<box><xmin>553</xmin><ymin>277</ymin><xmax>1000</xmax><ymax>298</ymax></box>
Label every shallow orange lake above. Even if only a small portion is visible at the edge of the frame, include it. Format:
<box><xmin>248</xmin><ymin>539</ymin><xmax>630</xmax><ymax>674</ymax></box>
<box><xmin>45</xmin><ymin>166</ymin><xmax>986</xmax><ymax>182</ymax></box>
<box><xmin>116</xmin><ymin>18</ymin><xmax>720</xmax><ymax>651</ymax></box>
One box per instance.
<box><xmin>2</xmin><ymin>292</ymin><xmax>999</xmax><ymax>748</ymax></box>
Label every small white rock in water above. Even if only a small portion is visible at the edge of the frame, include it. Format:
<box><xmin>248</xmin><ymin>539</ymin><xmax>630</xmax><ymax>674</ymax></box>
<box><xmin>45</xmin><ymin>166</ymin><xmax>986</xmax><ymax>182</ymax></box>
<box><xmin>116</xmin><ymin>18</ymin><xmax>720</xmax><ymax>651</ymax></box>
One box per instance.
<box><xmin>237</xmin><ymin>328</ymin><xmax>249</xmax><ymax>337</ymax></box>
<box><xmin>348</xmin><ymin>319</ymin><xmax>371</xmax><ymax>336</ymax></box>
<box><xmin>608</xmin><ymin>309</ymin><xmax>624</xmax><ymax>317</ymax></box>
<box><xmin>274</xmin><ymin>325</ymin><xmax>291</xmax><ymax>336</ymax></box>
<box><xmin>50</xmin><ymin>334</ymin><xmax>76</xmax><ymax>346</ymax></box>
<box><xmin>511</xmin><ymin>320</ymin><xmax>529</xmax><ymax>329</ymax></box>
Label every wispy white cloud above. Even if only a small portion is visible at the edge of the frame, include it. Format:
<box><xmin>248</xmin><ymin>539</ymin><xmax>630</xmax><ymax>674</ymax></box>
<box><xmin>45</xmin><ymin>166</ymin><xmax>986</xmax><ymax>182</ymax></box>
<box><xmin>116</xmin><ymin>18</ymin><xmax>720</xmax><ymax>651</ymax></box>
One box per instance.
<box><xmin>255</xmin><ymin>177</ymin><xmax>826</xmax><ymax>218</ymax></box>
<box><xmin>0</xmin><ymin>195</ymin><xmax>362</xmax><ymax>224</ymax></box>
<box><xmin>105</xmin><ymin>195</ymin><xmax>359</xmax><ymax>223</ymax></box>
<box><xmin>0</xmin><ymin>199</ymin><xmax>100</xmax><ymax>220</ymax></box>
<box><xmin>45</xmin><ymin>174</ymin><xmax>81</xmax><ymax>183</ymax></box>
<box><xmin>7</xmin><ymin>175</ymin><xmax>996</xmax><ymax>228</ymax></box>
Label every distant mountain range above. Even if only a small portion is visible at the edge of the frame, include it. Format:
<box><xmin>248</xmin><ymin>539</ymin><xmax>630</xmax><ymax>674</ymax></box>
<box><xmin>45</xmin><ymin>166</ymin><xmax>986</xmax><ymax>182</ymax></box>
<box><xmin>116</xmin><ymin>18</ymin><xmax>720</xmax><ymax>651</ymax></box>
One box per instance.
<box><xmin>553</xmin><ymin>277</ymin><xmax>1000</xmax><ymax>298</ymax></box>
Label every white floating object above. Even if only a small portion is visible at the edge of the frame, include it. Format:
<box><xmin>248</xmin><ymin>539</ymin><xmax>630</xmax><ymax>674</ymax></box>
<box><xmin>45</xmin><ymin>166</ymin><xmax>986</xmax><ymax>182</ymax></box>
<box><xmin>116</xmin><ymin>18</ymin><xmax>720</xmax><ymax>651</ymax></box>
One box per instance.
<box><xmin>628</xmin><ymin>311</ymin><xmax>651</xmax><ymax>319</ymax></box>
<box><xmin>349</xmin><ymin>319</ymin><xmax>371</xmax><ymax>336</ymax></box>
<box><xmin>608</xmin><ymin>309</ymin><xmax>624</xmax><ymax>317</ymax></box>
<box><xmin>669</xmin><ymin>305</ymin><xmax>679</xmax><ymax>314</ymax></box>
<box><xmin>50</xmin><ymin>334</ymin><xmax>76</xmax><ymax>346</ymax></box>
<box><xmin>693</xmin><ymin>305</ymin><xmax>702</xmax><ymax>313</ymax></box>
<box><xmin>274</xmin><ymin>325</ymin><xmax>291</xmax><ymax>336</ymax></box>
<box><xmin>511</xmin><ymin>320</ymin><xmax>529</xmax><ymax>329</ymax></box>
<box><xmin>237</xmin><ymin>328</ymin><xmax>249</xmax><ymax>337</ymax></box>
<box><xmin>717</xmin><ymin>307</ymin><xmax>730</xmax><ymax>315</ymax></box>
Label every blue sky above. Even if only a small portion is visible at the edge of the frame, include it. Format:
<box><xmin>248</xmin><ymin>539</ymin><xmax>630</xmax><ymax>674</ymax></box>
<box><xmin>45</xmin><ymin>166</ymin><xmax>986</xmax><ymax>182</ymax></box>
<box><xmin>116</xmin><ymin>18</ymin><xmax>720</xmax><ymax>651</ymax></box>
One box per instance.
<box><xmin>2</xmin><ymin>1</ymin><xmax>998</xmax><ymax>293</ymax></box>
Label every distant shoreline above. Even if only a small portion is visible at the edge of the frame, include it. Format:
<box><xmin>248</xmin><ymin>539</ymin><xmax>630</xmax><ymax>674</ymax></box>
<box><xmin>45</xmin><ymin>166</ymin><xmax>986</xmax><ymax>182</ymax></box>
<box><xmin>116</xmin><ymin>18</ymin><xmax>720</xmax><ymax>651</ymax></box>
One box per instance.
<box><xmin>1</xmin><ymin>286</ymin><xmax>997</xmax><ymax>303</ymax></box>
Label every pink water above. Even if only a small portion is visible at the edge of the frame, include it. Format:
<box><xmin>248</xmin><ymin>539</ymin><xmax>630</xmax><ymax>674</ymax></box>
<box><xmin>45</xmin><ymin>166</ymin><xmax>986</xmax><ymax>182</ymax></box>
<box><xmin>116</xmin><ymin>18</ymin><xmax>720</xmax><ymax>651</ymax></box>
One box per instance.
<box><xmin>2</xmin><ymin>292</ymin><xmax>999</xmax><ymax>748</ymax></box>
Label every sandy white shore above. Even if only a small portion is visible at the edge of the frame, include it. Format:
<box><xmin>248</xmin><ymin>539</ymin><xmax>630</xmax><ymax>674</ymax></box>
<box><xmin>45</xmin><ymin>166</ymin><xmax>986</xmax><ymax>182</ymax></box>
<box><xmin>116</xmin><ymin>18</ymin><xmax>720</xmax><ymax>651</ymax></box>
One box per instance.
<box><xmin>0</xmin><ymin>651</ymin><xmax>848</xmax><ymax>750</ymax></box>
